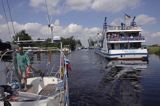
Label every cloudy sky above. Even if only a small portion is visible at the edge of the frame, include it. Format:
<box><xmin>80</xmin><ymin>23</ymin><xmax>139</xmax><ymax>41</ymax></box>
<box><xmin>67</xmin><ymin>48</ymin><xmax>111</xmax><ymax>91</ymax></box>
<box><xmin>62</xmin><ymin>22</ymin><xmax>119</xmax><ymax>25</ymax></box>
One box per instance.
<box><xmin>0</xmin><ymin>0</ymin><xmax>159</xmax><ymax>46</ymax></box>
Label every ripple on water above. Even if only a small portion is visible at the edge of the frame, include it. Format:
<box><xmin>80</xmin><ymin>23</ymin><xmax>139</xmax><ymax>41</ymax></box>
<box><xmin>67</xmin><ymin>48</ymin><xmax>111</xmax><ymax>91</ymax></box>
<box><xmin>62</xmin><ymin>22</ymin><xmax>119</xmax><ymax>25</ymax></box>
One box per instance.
<box><xmin>69</xmin><ymin>88</ymin><xmax>120</xmax><ymax>106</ymax></box>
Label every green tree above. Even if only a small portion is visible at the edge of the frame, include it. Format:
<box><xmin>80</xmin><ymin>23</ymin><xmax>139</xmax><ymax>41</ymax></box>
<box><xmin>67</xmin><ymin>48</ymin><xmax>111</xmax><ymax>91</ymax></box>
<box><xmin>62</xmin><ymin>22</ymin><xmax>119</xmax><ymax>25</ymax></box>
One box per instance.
<box><xmin>88</xmin><ymin>38</ymin><xmax>95</xmax><ymax>47</ymax></box>
<box><xmin>61</xmin><ymin>36</ymin><xmax>77</xmax><ymax>51</ymax></box>
<box><xmin>76</xmin><ymin>40</ymin><xmax>82</xmax><ymax>46</ymax></box>
<box><xmin>43</xmin><ymin>38</ymin><xmax>56</xmax><ymax>47</ymax></box>
<box><xmin>13</xmin><ymin>30</ymin><xmax>32</xmax><ymax>42</ymax></box>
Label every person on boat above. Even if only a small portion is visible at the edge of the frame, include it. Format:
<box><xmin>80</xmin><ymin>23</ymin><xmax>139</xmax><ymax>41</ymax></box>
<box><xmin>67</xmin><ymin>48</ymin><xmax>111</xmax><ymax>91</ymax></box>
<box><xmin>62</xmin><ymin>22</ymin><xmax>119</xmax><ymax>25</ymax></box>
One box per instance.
<box><xmin>15</xmin><ymin>47</ymin><xmax>31</xmax><ymax>90</ymax></box>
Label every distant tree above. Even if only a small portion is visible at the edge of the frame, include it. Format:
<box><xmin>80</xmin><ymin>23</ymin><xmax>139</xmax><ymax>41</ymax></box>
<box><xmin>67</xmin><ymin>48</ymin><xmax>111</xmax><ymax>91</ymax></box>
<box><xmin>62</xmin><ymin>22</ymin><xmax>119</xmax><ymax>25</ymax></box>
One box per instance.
<box><xmin>13</xmin><ymin>30</ymin><xmax>32</xmax><ymax>42</ymax></box>
<box><xmin>61</xmin><ymin>36</ymin><xmax>77</xmax><ymax>50</ymax></box>
<box><xmin>88</xmin><ymin>38</ymin><xmax>96</xmax><ymax>47</ymax></box>
<box><xmin>46</xmin><ymin>38</ymin><xmax>52</xmax><ymax>43</ymax></box>
<box><xmin>76</xmin><ymin>40</ymin><xmax>82</xmax><ymax>46</ymax></box>
<box><xmin>45</xmin><ymin>38</ymin><xmax>55</xmax><ymax>47</ymax></box>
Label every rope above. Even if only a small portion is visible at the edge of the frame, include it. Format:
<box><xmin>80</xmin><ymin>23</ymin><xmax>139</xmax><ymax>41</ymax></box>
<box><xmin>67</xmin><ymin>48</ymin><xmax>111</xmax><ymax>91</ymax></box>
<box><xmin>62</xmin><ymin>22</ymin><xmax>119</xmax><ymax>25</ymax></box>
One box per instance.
<box><xmin>6</xmin><ymin>0</ymin><xmax>16</xmax><ymax>36</ymax></box>
<box><xmin>44</xmin><ymin>0</ymin><xmax>51</xmax><ymax>26</ymax></box>
<box><xmin>44</xmin><ymin>0</ymin><xmax>54</xmax><ymax>43</ymax></box>
<box><xmin>1</xmin><ymin>0</ymin><xmax>12</xmax><ymax>37</ymax></box>
<box><xmin>1</xmin><ymin>0</ymin><xmax>16</xmax><ymax>41</ymax></box>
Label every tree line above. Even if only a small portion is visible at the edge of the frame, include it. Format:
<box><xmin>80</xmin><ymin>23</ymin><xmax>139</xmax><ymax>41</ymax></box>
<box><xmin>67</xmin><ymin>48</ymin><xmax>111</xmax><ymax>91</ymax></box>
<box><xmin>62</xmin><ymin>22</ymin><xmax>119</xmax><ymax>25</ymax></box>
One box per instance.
<box><xmin>12</xmin><ymin>30</ymin><xmax>82</xmax><ymax>51</ymax></box>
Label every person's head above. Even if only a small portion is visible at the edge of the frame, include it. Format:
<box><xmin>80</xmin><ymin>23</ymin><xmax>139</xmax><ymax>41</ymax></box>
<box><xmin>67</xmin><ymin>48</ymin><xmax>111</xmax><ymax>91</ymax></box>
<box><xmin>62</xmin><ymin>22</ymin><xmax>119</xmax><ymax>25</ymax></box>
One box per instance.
<box><xmin>18</xmin><ymin>47</ymin><xmax>23</xmax><ymax>54</ymax></box>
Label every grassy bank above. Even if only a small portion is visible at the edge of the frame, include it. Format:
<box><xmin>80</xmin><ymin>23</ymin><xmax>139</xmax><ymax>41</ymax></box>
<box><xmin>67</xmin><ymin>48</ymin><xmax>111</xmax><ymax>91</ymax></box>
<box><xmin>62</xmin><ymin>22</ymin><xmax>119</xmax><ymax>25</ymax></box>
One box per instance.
<box><xmin>148</xmin><ymin>46</ymin><xmax>160</xmax><ymax>55</ymax></box>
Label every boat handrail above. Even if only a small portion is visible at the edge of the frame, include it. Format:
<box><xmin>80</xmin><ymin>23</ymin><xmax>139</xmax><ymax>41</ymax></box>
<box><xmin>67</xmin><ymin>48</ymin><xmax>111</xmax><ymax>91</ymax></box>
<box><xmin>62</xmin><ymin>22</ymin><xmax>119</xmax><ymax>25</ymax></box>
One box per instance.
<box><xmin>0</xmin><ymin>46</ymin><xmax>70</xmax><ymax>105</ymax></box>
<box><xmin>0</xmin><ymin>49</ymin><xmax>13</xmax><ymax>61</ymax></box>
<box><xmin>108</xmin><ymin>36</ymin><xmax>145</xmax><ymax>41</ymax></box>
<box><xmin>107</xmin><ymin>25</ymin><xmax>142</xmax><ymax>30</ymax></box>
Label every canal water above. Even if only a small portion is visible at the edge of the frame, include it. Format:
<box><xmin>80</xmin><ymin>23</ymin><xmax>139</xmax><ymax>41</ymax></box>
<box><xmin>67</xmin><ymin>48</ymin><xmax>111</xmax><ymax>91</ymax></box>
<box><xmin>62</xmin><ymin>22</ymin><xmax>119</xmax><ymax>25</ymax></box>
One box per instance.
<box><xmin>68</xmin><ymin>49</ymin><xmax>160</xmax><ymax>106</ymax></box>
<box><xmin>1</xmin><ymin>50</ymin><xmax>160</xmax><ymax>106</ymax></box>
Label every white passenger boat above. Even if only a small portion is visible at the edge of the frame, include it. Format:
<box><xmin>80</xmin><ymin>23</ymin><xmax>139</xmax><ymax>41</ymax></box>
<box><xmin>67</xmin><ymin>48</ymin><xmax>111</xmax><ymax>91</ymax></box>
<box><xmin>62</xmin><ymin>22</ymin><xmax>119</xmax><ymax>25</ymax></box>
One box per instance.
<box><xmin>96</xmin><ymin>16</ymin><xmax>148</xmax><ymax>60</ymax></box>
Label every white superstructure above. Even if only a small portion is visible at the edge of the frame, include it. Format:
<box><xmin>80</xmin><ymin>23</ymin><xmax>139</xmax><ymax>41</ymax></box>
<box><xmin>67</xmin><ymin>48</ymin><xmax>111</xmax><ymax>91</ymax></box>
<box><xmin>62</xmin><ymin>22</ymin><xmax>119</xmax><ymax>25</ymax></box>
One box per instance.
<box><xmin>96</xmin><ymin>16</ymin><xmax>148</xmax><ymax>60</ymax></box>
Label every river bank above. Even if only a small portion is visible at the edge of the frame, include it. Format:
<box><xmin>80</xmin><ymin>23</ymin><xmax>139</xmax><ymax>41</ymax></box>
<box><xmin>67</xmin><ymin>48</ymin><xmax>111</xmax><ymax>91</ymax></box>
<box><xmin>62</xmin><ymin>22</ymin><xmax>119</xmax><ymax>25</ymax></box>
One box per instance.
<box><xmin>148</xmin><ymin>46</ymin><xmax>160</xmax><ymax>55</ymax></box>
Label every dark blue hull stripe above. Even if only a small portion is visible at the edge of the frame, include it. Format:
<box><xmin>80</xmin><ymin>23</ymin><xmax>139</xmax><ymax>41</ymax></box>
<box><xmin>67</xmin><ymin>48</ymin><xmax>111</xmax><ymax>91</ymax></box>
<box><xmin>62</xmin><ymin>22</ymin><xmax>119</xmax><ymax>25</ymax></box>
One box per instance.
<box><xmin>105</xmin><ymin>53</ymin><xmax>148</xmax><ymax>56</ymax></box>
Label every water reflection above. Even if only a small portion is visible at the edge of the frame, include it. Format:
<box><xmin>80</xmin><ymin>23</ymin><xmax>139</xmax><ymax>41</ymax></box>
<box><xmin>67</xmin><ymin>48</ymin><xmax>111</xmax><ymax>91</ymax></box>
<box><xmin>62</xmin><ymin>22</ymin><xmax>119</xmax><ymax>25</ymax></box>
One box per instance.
<box><xmin>107</xmin><ymin>60</ymin><xmax>148</xmax><ymax>70</ymax></box>
<box><xmin>99</xmin><ymin>60</ymin><xmax>148</xmax><ymax>106</ymax></box>
<box><xmin>69</xmin><ymin>50</ymin><xmax>149</xmax><ymax>106</ymax></box>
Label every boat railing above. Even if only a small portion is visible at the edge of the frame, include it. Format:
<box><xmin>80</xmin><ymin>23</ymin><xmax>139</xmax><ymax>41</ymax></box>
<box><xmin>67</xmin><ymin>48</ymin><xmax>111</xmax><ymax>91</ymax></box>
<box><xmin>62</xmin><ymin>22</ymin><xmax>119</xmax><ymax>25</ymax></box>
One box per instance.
<box><xmin>0</xmin><ymin>49</ymin><xmax>14</xmax><ymax>83</ymax></box>
<box><xmin>0</xmin><ymin>49</ymin><xmax>13</xmax><ymax>62</ymax></box>
<box><xmin>0</xmin><ymin>47</ymin><xmax>70</xmax><ymax>105</ymax></box>
<box><xmin>48</xmin><ymin>47</ymin><xmax>69</xmax><ymax>106</ymax></box>
<box><xmin>108</xmin><ymin>36</ymin><xmax>145</xmax><ymax>41</ymax></box>
<box><xmin>107</xmin><ymin>25</ymin><xmax>141</xmax><ymax>30</ymax></box>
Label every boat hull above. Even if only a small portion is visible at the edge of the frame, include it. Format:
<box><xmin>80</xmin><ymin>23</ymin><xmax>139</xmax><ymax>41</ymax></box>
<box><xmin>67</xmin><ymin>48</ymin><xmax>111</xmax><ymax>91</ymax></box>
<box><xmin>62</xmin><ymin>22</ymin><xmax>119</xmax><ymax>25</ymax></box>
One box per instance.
<box><xmin>0</xmin><ymin>77</ymin><xmax>66</xmax><ymax>106</ymax></box>
<box><xmin>95</xmin><ymin>49</ymin><xmax>148</xmax><ymax>61</ymax></box>
<box><xmin>0</xmin><ymin>97</ymin><xmax>63</xmax><ymax>106</ymax></box>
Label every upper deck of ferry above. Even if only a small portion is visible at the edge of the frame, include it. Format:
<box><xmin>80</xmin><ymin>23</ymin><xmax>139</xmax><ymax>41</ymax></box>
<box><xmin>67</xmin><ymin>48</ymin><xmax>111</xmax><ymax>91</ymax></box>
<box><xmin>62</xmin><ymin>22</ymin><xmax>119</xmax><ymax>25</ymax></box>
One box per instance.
<box><xmin>107</xmin><ymin>25</ymin><xmax>142</xmax><ymax>32</ymax></box>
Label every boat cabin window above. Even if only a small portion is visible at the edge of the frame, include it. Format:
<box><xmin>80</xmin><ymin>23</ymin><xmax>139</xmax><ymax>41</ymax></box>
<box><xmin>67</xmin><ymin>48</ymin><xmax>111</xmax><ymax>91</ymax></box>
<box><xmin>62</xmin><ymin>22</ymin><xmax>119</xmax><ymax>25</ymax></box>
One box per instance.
<box><xmin>110</xmin><ymin>43</ymin><xmax>121</xmax><ymax>49</ymax></box>
<box><xmin>109</xmin><ymin>43</ymin><xmax>141</xmax><ymax>50</ymax></box>
<box><xmin>129</xmin><ymin>43</ymin><xmax>141</xmax><ymax>49</ymax></box>
<box><xmin>120</xmin><ymin>43</ymin><xmax>128</xmax><ymax>49</ymax></box>
<box><xmin>111</xmin><ymin>44</ymin><xmax>114</xmax><ymax>49</ymax></box>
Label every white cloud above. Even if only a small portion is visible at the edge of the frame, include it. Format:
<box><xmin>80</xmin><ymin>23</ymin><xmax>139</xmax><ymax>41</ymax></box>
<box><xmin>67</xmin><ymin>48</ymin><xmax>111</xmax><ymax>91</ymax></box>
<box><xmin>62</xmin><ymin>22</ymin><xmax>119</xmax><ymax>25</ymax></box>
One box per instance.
<box><xmin>0</xmin><ymin>15</ymin><xmax>6</xmax><ymax>24</ymax></box>
<box><xmin>143</xmin><ymin>31</ymin><xmax>160</xmax><ymax>45</ymax></box>
<box><xmin>110</xmin><ymin>14</ymin><xmax>157</xmax><ymax>26</ymax></box>
<box><xmin>65</xmin><ymin>0</ymin><xmax>141</xmax><ymax>12</ymax></box>
<box><xmin>29</xmin><ymin>0</ymin><xmax>43</xmax><ymax>7</ymax></box>
<box><xmin>91</xmin><ymin>0</ymin><xmax>140</xmax><ymax>12</ymax></box>
<box><xmin>0</xmin><ymin>15</ymin><xmax>3</xmax><ymax>21</ymax></box>
<box><xmin>29</xmin><ymin>0</ymin><xmax>62</xmax><ymax>15</ymax></box>
<box><xmin>110</xmin><ymin>18</ymin><xmax>123</xmax><ymax>25</ymax></box>
<box><xmin>29</xmin><ymin>0</ymin><xmax>141</xmax><ymax>14</ymax></box>
<box><xmin>63</xmin><ymin>24</ymin><xmax>100</xmax><ymax>46</ymax></box>
<box><xmin>136</xmin><ymin>14</ymin><xmax>156</xmax><ymax>25</ymax></box>
<box><xmin>66</xmin><ymin>24</ymin><xmax>82</xmax><ymax>33</ymax></box>
<box><xmin>54</xmin><ymin>19</ymin><xmax>60</xmax><ymax>26</ymax></box>
<box><xmin>65</xmin><ymin>0</ymin><xmax>93</xmax><ymax>11</ymax></box>
<box><xmin>0</xmin><ymin>20</ymin><xmax>101</xmax><ymax>46</ymax></box>
<box><xmin>152</xmin><ymin>32</ymin><xmax>160</xmax><ymax>37</ymax></box>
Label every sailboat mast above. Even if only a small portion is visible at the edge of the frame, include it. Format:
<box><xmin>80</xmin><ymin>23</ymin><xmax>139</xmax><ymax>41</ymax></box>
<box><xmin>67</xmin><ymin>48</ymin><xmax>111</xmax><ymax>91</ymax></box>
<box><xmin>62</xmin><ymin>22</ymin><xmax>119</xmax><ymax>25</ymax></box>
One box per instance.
<box><xmin>44</xmin><ymin>0</ymin><xmax>54</xmax><ymax>43</ymax></box>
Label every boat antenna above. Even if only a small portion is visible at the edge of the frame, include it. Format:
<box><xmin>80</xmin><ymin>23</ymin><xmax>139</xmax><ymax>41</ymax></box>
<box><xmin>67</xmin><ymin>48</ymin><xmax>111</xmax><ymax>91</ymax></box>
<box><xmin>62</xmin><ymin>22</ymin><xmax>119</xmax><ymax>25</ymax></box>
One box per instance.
<box><xmin>1</xmin><ymin>0</ymin><xmax>12</xmax><ymax>39</ymax></box>
<box><xmin>103</xmin><ymin>17</ymin><xmax>107</xmax><ymax>32</ymax></box>
<box><xmin>44</xmin><ymin>0</ymin><xmax>54</xmax><ymax>43</ymax></box>
<box><xmin>102</xmin><ymin>17</ymin><xmax>107</xmax><ymax>40</ymax></box>
<box><xmin>130</xmin><ymin>16</ymin><xmax>136</xmax><ymax>27</ymax></box>
<box><xmin>101</xmin><ymin>17</ymin><xmax>108</xmax><ymax>52</ymax></box>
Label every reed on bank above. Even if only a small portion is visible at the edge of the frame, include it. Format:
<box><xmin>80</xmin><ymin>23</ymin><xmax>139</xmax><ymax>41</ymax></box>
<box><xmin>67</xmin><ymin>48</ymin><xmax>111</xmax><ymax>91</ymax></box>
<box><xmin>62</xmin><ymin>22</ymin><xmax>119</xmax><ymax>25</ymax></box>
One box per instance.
<box><xmin>148</xmin><ymin>46</ymin><xmax>160</xmax><ymax>55</ymax></box>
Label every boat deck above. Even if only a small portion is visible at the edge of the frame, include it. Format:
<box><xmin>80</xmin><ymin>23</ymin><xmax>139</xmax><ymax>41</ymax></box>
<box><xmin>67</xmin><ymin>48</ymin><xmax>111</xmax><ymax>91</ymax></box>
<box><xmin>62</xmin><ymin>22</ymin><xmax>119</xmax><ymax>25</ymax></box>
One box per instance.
<box><xmin>18</xmin><ymin>84</ymin><xmax>65</xmax><ymax>106</ymax></box>
<box><xmin>38</xmin><ymin>84</ymin><xmax>56</xmax><ymax>96</ymax></box>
